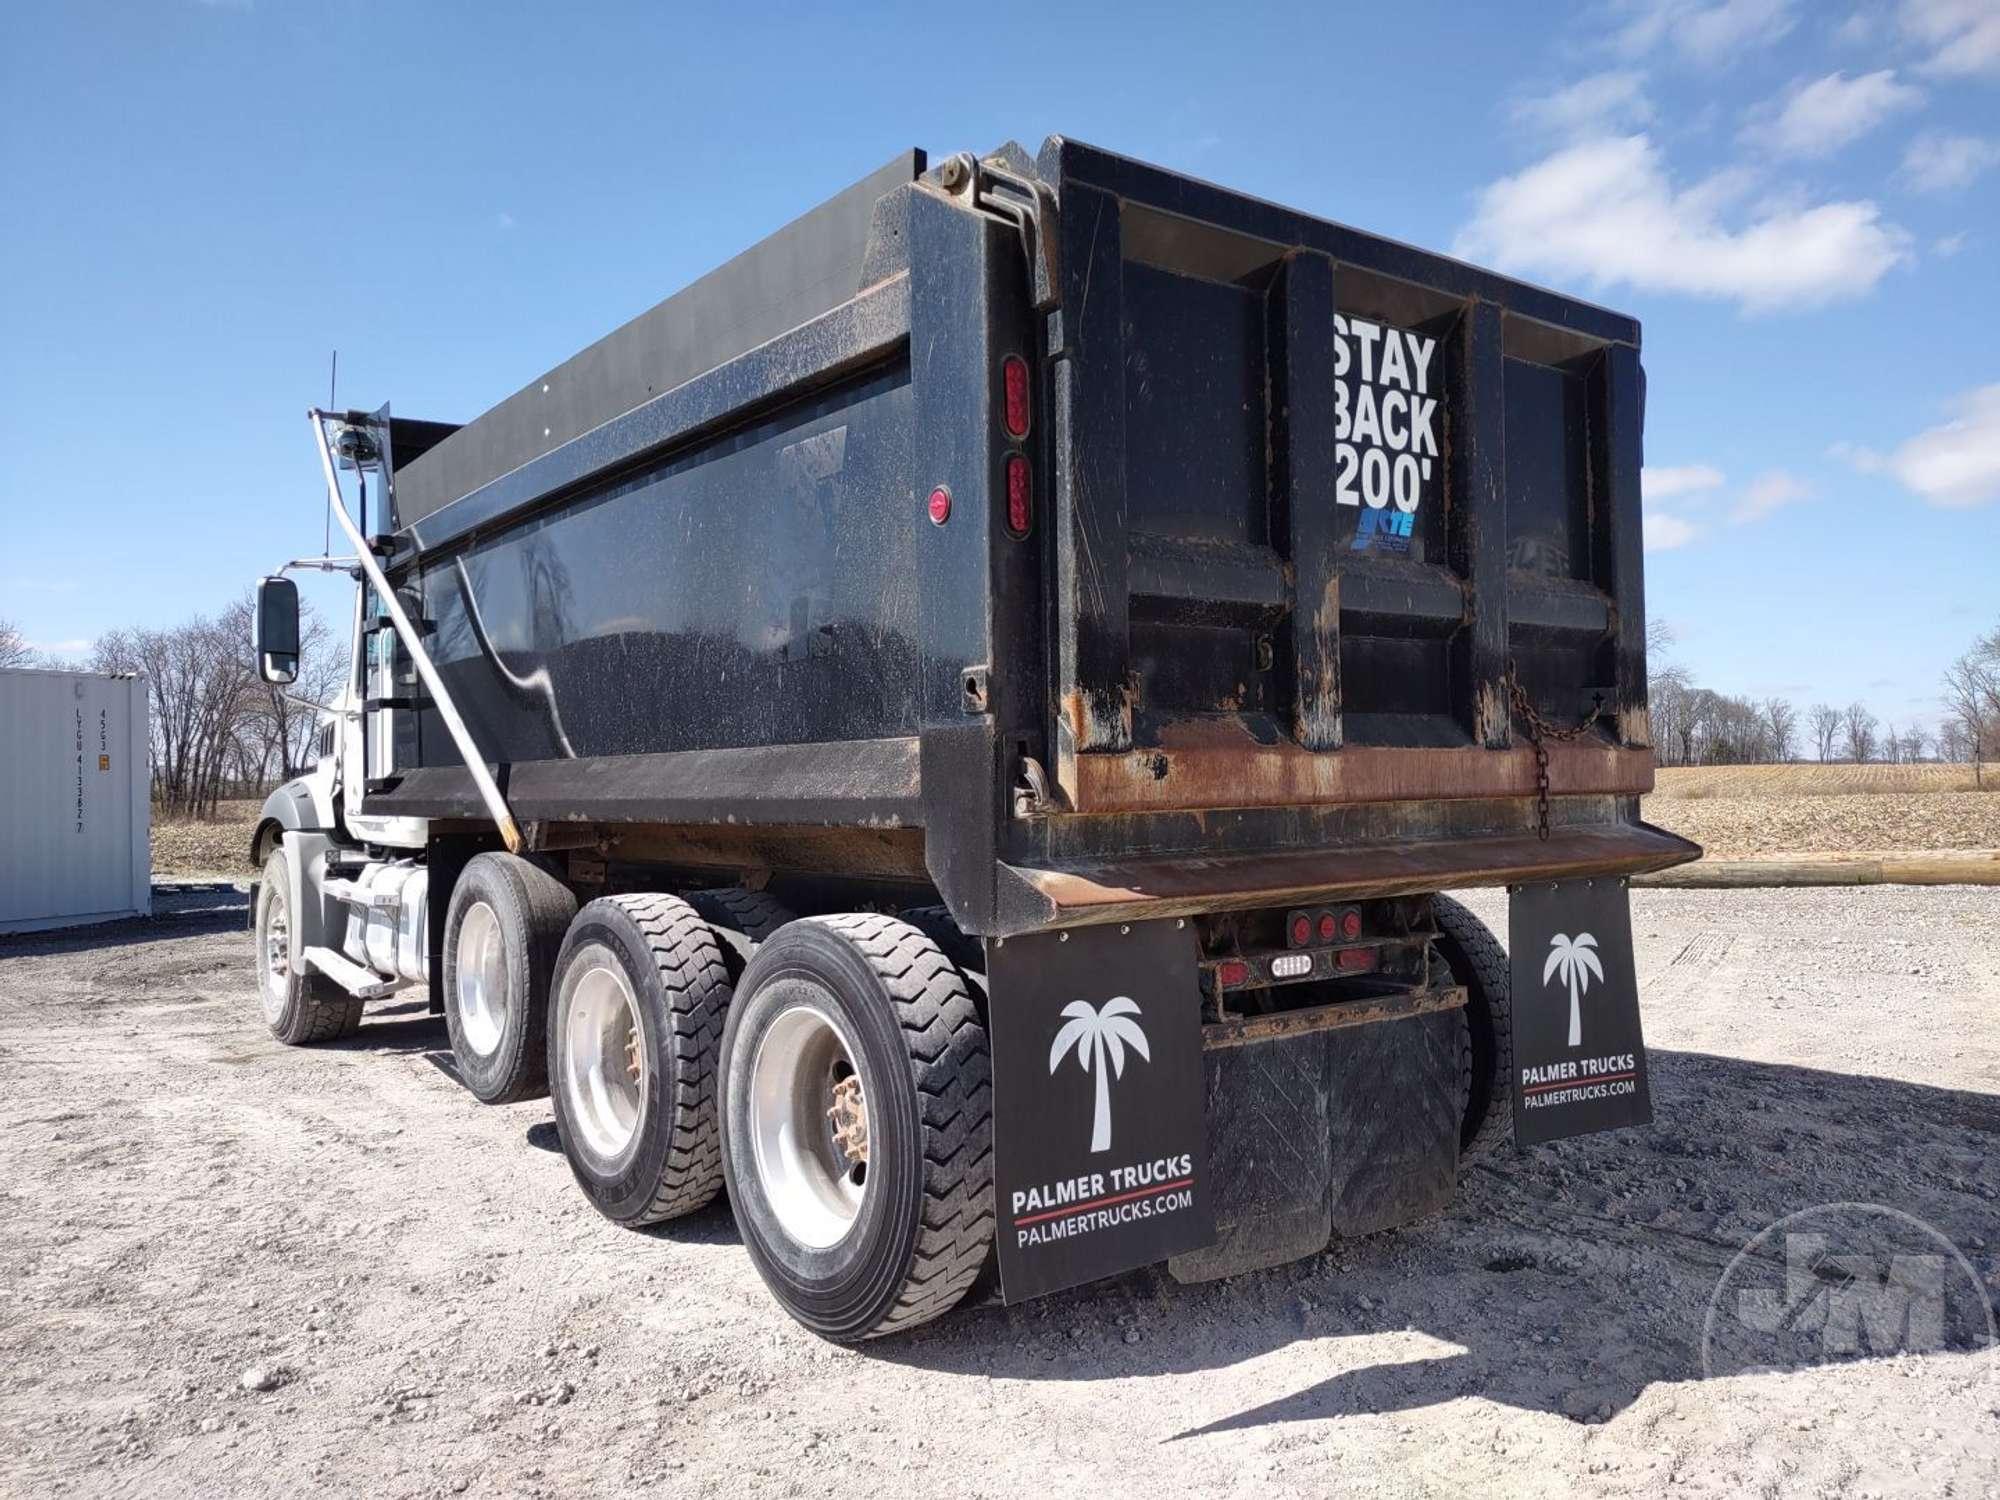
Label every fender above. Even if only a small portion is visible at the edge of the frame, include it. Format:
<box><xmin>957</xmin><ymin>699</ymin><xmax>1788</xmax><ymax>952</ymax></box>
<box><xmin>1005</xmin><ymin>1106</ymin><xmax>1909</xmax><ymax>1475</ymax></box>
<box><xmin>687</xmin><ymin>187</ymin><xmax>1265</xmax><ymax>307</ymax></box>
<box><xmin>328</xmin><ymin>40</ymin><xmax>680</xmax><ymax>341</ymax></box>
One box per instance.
<box><xmin>248</xmin><ymin>773</ymin><xmax>338</xmax><ymax>870</ymax></box>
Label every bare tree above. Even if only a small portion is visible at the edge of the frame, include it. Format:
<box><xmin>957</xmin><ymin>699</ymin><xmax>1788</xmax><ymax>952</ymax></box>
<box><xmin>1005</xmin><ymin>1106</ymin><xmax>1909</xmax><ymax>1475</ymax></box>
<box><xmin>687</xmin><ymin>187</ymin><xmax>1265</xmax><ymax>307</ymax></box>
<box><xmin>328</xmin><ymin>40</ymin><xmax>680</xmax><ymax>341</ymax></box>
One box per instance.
<box><xmin>241</xmin><ymin>602</ymin><xmax>340</xmax><ymax>783</ymax></box>
<box><xmin>1883</xmin><ymin>724</ymin><xmax>1903</xmax><ymax>765</ymax></box>
<box><xmin>1941</xmin><ymin>625</ymin><xmax>1999</xmax><ymax>788</ymax></box>
<box><xmin>1808</xmin><ymin>703</ymin><xmax>1842</xmax><ymax>763</ymax></box>
<box><xmin>1900</xmin><ymin>724</ymin><xmax>1930</xmax><ymax>763</ymax></box>
<box><xmin>1842</xmin><ymin>701</ymin><xmax>1878</xmax><ymax>764</ymax></box>
<box><xmin>1762</xmin><ymin>698</ymin><xmax>1797</xmax><ymax>762</ymax></box>
<box><xmin>0</xmin><ymin>617</ymin><xmax>31</xmax><ymax>668</ymax></box>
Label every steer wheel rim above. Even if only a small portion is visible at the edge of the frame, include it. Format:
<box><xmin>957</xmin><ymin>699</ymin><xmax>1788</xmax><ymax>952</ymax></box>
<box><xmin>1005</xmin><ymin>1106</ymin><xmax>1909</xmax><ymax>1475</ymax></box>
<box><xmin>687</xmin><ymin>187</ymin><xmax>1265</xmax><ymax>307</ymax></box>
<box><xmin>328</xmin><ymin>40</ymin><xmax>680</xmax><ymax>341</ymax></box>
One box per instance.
<box><xmin>454</xmin><ymin>901</ymin><xmax>508</xmax><ymax>1058</ymax></box>
<box><xmin>561</xmin><ymin>948</ymin><xmax>648</xmax><ymax>1169</ymax></box>
<box><xmin>259</xmin><ymin>889</ymin><xmax>289</xmax><ymax>1023</ymax></box>
<box><xmin>748</xmin><ymin>999</ymin><xmax>870</xmax><ymax>1250</ymax></box>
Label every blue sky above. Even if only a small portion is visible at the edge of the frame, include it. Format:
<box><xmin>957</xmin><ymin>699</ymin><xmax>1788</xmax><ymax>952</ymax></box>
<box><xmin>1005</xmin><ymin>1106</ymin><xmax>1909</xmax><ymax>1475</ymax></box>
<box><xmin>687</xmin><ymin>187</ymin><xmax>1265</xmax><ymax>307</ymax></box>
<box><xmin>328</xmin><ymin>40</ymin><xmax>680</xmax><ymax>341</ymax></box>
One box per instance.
<box><xmin>3</xmin><ymin>0</ymin><xmax>1995</xmax><ymax>735</ymax></box>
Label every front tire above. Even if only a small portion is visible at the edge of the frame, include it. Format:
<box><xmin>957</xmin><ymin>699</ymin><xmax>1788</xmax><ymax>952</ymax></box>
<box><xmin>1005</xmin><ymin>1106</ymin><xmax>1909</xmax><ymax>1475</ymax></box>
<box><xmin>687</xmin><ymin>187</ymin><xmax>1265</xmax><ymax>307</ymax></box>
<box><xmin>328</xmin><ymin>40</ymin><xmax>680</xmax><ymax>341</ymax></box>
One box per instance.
<box><xmin>548</xmin><ymin>894</ymin><xmax>734</xmax><ymax>1225</ymax></box>
<box><xmin>719</xmin><ymin>914</ymin><xmax>994</xmax><ymax>1342</ymax></box>
<box><xmin>255</xmin><ymin>850</ymin><xmax>362</xmax><ymax>1045</ymax></box>
<box><xmin>442</xmin><ymin>852</ymin><xmax>577</xmax><ymax>1104</ymax></box>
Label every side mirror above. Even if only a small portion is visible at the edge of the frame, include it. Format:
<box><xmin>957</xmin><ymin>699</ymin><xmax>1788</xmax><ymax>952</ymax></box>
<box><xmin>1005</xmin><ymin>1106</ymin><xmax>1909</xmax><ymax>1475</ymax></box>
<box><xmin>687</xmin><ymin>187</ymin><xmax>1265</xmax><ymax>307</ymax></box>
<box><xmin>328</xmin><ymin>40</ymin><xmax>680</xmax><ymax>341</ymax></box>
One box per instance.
<box><xmin>254</xmin><ymin>575</ymin><xmax>301</xmax><ymax>684</ymax></box>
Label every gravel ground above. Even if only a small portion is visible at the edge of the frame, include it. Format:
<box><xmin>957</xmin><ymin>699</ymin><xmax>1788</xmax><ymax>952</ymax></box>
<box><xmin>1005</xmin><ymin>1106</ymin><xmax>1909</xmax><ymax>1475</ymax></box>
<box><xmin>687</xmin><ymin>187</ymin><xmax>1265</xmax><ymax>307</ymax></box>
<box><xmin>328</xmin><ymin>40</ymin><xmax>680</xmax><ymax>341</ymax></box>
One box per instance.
<box><xmin>1</xmin><ymin>885</ymin><xmax>1996</xmax><ymax>1497</ymax></box>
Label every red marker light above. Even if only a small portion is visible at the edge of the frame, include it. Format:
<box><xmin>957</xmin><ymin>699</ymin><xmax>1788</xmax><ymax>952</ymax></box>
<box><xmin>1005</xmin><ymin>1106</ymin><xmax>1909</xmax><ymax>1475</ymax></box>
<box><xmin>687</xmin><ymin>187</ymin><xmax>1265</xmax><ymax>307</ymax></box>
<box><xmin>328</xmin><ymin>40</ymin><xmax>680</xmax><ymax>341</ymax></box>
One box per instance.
<box><xmin>1005</xmin><ymin>454</ymin><xmax>1032</xmax><ymax>537</ymax></box>
<box><xmin>1339</xmin><ymin>907</ymin><xmax>1363</xmax><ymax>941</ymax></box>
<box><xmin>1288</xmin><ymin>911</ymin><xmax>1312</xmax><ymax>948</ymax></box>
<box><xmin>1316</xmin><ymin>911</ymin><xmax>1337</xmax><ymax>943</ymax></box>
<box><xmin>1215</xmin><ymin>959</ymin><xmax>1250</xmax><ymax>988</ymax></box>
<box><xmin>1002</xmin><ymin>355</ymin><xmax>1031</xmax><ymax>439</ymax></box>
<box><xmin>927</xmin><ymin>486</ymin><xmax>952</xmax><ymax>525</ymax></box>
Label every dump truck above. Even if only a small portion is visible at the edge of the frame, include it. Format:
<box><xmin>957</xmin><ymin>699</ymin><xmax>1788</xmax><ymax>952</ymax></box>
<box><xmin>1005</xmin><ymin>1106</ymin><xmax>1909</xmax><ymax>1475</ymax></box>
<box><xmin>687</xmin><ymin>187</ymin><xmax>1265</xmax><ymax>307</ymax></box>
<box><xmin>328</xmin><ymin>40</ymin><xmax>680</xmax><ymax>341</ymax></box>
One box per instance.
<box><xmin>246</xmin><ymin>137</ymin><xmax>1699</xmax><ymax>1340</ymax></box>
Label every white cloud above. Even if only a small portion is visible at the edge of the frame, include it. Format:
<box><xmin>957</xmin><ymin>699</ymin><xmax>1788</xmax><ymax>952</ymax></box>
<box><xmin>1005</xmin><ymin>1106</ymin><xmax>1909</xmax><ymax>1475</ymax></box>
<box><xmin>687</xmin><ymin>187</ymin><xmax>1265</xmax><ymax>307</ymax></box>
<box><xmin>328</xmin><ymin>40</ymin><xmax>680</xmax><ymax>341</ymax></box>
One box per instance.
<box><xmin>1456</xmin><ymin>134</ymin><xmax>1912</xmax><ymax>313</ymax></box>
<box><xmin>1643</xmin><ymin>463</ymin><xmax>1726</xmax><ymax>500</ymax></box>
<box><xmin>1643</xmin><ymin>512</ymin><xmax>1703</xmax><ymax>551</ymax></box>
<box><xmin>1514</xmin><ymin>71</ymin><xmax>1655</xmax><ymax>137</ymax></box>
<box><xmin>1753</xmin><ymin>70</ymin><xmax>1923</xmax><ymax>158</ymax></box>
<box><xmin>1901</xmin><ymin>0</ymin><xmax>2000</xmax><ymax>77</ymax></box>
<box><xmin>1833</xmin><ymin>11</ymin><xmax>1882</xmax><ymax>46</ymax></box>
<box><xmin>1840</xmin><ymin>385</ymin><xmax>2000</xmax><ymax>508</ymax></box>
<box><xmin>1732</xmin><ymin>469</ymin><xmax>1812</xmax><ymax>521</ymax></box>
<box><xmin>1903</xmin><ymin>132</ymin><xmax>2000</xmax><ymax>192</ymax></box>
<box><xmin>1935</xmin><ymin>230</ymin><xmax>1970</xmax><ymax>256</ymax></box>
<box><xmin>1643</xmin><ymin>463</ymin><xmax>1726</xmax><ymax>548</ymax></box>
<box><xmin>1615</xmin><ymin>0</ymin><xmax>1797</xmax><ymax>63</ymax></box>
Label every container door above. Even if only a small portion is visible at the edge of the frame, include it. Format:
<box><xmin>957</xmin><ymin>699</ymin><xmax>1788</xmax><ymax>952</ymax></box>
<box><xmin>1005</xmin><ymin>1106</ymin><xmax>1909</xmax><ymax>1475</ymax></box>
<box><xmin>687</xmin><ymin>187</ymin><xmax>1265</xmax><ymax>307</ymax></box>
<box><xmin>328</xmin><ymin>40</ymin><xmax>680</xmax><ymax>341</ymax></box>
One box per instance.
<box><xmin>0</xmin><ymin>673</ymin><xmax>142</xmax><ymax>931</ymax></box>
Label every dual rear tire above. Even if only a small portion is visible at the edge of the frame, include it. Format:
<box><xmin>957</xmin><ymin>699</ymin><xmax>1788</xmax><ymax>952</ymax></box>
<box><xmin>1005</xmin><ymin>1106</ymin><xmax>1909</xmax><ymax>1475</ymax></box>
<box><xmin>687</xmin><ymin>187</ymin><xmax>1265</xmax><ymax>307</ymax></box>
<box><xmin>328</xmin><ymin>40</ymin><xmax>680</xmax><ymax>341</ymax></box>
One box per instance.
<box><xmin>441</xmin><ymin>853</ymin><xmax>577</xmax><ymax>1104</ymax></box>
<box><xmin>717</xmin><ymin>914</ymin><xmax>994</xmax><ymax>1341</ymax></box>
<box><xmin>543</xmin><ymin>902</ymin><xmax>995</xmax><ymax>1341</ymax></box>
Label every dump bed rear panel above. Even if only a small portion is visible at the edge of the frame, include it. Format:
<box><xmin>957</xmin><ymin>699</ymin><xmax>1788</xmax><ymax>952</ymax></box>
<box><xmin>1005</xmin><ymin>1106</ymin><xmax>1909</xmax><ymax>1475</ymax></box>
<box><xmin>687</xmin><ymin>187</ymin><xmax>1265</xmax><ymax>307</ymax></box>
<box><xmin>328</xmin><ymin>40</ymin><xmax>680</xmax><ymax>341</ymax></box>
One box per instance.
<box><xmin>1036</xmin><ymin>140</ymin><xmax>1649</xmax><ymax>814</ymax></box>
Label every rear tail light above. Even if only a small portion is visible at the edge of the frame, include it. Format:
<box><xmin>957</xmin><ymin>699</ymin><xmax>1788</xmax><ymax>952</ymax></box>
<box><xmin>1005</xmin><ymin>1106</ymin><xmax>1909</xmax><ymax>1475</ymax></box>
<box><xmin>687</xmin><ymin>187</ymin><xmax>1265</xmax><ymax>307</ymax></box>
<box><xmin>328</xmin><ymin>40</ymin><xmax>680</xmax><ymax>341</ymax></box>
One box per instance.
<box><xmin>1002</xmin><ymin>355</ymin><xmax>1031</xmax><ymax>439</ymax></box>
<box><xmin>1005</xmin><ymin>454</ymin><xmax>1032</xmax><ymax>538</ymax></box>
<box><xmin>1215</xmin><ymin>959</ymin><xmax>1250</xmax><ymax>989</ymax></box>
<box><xmin>1338</xmin><ymin>906</ymin><xmax>1363</xmax><ymax>941</ymax></box>
<box><xmin>1316</xmin><ymin>910</ymin><xmax>1337</xmax><ymax>943</ymax></box>
<box><xmin>1288</xmin><ymin>910</ymin><xmax>1312</xmax><ymax>948</ymax></box>
<box><xmin>1336</xmin><ymin>946</ymin><xmax>1378</xmax><ymax>973</ymax></box>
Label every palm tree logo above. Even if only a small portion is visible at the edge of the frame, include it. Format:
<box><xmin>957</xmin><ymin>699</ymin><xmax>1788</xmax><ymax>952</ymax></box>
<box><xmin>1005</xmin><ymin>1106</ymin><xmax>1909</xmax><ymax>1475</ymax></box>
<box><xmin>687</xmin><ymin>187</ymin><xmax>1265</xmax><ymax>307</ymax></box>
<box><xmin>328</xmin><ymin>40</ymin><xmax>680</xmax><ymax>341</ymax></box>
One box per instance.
<box><xmin>1543</xmin><ymin>933</ymin><xmax>1604</xmax><ymax>1048</ymax></box>
<box><xmin>1048</xmin><ymin>997</ymin><xmax>1151</xmax><ymax>1154</ymax></box>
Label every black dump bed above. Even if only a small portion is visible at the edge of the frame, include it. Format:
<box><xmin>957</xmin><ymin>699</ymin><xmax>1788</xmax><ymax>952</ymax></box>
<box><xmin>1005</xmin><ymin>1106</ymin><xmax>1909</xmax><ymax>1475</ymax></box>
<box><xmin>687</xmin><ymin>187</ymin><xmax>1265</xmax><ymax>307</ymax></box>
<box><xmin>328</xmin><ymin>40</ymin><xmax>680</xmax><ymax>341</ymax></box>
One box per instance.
<box><xmin>367</xmin><ymin>137</ymin><xmax>1696</xmax><ymax>935</ymax></box>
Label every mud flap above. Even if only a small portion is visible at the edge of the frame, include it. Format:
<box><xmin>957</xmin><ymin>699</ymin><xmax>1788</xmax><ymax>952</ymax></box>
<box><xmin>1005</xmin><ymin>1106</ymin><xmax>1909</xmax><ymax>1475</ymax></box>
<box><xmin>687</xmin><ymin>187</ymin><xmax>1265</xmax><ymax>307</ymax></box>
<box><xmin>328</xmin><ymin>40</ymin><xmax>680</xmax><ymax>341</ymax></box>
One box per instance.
<box><xmin>986</xmin><ymin>920</ymin><xmax>1216</xmax><ymax>1304</ymax></box>
<box><xmin>1167</xmin><ymin>1007</ymin><xmax>1461</xmax><ymax>1285</ymax></box>
<box><xmin>1509</xmin><ymin>877</ymin><xmax>1652</xmax><ymax>1146</ymax></box>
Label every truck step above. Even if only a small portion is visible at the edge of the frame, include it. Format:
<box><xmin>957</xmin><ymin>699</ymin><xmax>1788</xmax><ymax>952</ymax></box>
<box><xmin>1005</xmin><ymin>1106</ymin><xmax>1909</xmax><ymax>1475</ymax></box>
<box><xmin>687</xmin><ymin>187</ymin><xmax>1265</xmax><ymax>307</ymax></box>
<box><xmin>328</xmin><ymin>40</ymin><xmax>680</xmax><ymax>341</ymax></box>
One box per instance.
<box><xmin>301</xmin><ymin>945</ymin><xmax>406</xmax><ymax>1000</ymax></box>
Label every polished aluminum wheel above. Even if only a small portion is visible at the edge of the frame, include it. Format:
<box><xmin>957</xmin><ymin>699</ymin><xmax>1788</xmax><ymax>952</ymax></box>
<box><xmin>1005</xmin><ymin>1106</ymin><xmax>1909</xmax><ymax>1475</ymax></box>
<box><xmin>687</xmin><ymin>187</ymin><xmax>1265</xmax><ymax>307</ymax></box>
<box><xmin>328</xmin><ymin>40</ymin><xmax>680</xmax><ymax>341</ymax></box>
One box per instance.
<box><xmin>560</xmin><ymin>945</ymin><xmax>648</xmax><ymax>1168</ymax></box>
<box><xmin>258</xmin><ymin>886</ymin><xmax>289</xmax><ymax>1024</ymax></box>
<box><xmin>454</xmin><ymin>899</ymin><xmax>508</xmax><ymax>1058</ymax></box>
<box><xmin>748</xmin><ymin>1000</ymin><xmax>869</xmax><ymax>1249</ymax></box>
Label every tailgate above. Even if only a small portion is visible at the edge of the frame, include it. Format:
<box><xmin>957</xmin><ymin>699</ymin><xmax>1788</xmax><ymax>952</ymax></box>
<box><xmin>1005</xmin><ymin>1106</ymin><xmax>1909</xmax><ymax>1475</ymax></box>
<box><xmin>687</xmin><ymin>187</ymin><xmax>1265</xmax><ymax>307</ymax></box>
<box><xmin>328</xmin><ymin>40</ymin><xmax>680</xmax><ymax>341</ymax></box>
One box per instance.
<box><xmin>1039</xmin><ymin>139</ymin><xmax>1650</xmax><ymax>813</ymax></box>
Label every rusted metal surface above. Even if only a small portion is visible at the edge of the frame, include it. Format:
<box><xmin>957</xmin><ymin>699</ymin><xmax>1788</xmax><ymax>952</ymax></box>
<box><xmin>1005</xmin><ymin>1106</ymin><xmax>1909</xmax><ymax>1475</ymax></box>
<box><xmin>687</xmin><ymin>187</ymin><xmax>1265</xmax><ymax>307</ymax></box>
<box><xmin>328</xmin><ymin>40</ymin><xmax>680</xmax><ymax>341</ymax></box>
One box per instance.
<box><xmin>1065</xmin><ymin>715</ymin><xmax>1654</xmax><ymax>815</ymax></box>
<box><xmin>827</xmin><ymin>1074</ymin><xmax>868</xmax><ymax>1165</ymax></box>
<box><xmin>1008</xmin><ymin>819</ymin><xmax>1698</xmax><ymax>928</ymax></box>
<box><xmin>594</xmin><ymin>823</ymin><xmax>928</xmax><ymax>881</ymax></box>
<box><xmin>1203</xmin><ymin>984</ymin><xmax>1466</xmax><ymax>1050</ymax></box>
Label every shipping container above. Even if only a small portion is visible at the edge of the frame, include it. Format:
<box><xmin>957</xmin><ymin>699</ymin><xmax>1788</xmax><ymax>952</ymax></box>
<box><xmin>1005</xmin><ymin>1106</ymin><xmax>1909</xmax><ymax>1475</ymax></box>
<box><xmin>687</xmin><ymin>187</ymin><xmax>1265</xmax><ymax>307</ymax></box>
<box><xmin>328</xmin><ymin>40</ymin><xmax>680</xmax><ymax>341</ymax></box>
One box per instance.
<box><xmin>0</xmin><ymin>668</ymin><xmax>151</xmax><ymax>933</ymax></box>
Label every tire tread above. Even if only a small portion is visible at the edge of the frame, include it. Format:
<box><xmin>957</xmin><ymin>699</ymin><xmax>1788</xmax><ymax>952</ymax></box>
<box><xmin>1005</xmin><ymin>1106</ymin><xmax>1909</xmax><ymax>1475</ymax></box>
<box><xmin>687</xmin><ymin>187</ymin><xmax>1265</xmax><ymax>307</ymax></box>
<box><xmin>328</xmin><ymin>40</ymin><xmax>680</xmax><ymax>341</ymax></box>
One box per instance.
<box><xmin>1434</xmin><ymin>893</ymin><xmax>1514</xmax><ymax>1160</ymax></box>
<box><xmin>812</xmin><ymin>913</ymin><xmax>995</xmax><ymax>1337</ymax></box>
<box><xmin>595</xmin><ymin>893</ymin><xmax>733</xmax><ymax>1224</ymax></box>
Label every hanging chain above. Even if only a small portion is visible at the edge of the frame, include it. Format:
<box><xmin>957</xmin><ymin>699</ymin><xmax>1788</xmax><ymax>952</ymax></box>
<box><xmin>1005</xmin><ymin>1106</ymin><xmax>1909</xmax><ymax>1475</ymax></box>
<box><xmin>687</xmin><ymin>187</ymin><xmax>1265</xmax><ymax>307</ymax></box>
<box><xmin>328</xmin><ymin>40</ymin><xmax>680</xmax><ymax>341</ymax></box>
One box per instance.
<box><xmin>1504</xmin><ymin>660</ymin><xmax>1604</xmax><ymax>841</ymax></box>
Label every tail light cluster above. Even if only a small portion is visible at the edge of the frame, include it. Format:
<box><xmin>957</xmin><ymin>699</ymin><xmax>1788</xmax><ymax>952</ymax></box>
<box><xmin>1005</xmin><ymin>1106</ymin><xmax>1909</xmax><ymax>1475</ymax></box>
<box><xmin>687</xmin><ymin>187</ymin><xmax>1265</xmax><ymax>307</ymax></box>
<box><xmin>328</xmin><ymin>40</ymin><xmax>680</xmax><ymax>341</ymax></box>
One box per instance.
<box><xmin>1205</xmin><ymin>904</ymin><xmax>1383</xmax><ymax>993</ymax></box>
<box><xmin>927</xmin><ymin>355</ymin><xmax>1034</xmax><ymax>535</ymax></box>
<box><xmin>1289</xmin><ymin>906</ymin><xmax>1362</xmax><ymax>947</ymax></box>
<box><xmin>1000</xmin><ymin>354</ymin><xmax>1032</xmax><ymax>539</ymax></box>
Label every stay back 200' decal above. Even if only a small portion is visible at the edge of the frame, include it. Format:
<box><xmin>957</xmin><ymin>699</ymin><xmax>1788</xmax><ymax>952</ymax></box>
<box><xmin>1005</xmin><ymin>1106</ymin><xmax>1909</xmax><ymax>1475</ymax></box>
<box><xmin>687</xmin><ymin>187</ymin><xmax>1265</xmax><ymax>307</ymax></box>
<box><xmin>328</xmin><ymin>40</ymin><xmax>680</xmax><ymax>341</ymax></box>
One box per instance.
<box><xmin>988</xmin><ymin>922</ymin><xmax>1215</xmax><ymax>1304</ymax></box>
<box><xmin>1335</xmin><ymin>313</ymin><xmax>1442</xmax><ymax>555</ymax></box>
